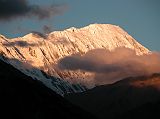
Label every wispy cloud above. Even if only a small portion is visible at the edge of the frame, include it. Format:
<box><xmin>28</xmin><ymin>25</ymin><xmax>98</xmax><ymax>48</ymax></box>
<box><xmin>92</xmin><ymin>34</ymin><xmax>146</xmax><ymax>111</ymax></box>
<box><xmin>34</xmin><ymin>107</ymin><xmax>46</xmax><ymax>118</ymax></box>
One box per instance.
<box><xmin>3</xmin><ymin>41</ymin><xmax>37</xmax><ymax>47</ymax></box>
<box><xmin>43</xmin><ymin>25</ymin><xmax>53</xmax><ymax>34</ymax></box>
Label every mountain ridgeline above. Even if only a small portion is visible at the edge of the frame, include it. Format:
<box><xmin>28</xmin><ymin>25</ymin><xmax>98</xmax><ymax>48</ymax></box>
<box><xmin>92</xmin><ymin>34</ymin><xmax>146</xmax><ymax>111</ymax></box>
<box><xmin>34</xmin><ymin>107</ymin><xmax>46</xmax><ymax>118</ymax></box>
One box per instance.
<box><xmin>0</xmin><ymin>24</ymin><xmax>149</xmax><ymax>95</ymax></box>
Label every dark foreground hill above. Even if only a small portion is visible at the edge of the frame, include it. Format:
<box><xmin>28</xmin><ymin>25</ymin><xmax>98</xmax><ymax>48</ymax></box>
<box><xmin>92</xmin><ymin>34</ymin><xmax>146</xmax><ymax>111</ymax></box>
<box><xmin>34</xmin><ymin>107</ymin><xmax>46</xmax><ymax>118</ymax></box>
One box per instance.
<box><xmin>66</xmin><ymin>74</ymin><xmax>160</xmax><ymax>119</ymax></box>
<box><xmin>0</xmin><ymin>59</ymin><xmax>96</xmax><ymax>119</ymax></box>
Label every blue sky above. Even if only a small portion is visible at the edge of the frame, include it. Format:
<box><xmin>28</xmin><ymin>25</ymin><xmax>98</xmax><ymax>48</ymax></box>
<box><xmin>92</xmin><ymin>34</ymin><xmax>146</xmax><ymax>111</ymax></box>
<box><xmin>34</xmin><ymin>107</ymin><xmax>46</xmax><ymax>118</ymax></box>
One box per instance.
<box><xmin>0</xmin><ymin>0</ymin><xmax>160</xmax><ymax>51</ymax></box>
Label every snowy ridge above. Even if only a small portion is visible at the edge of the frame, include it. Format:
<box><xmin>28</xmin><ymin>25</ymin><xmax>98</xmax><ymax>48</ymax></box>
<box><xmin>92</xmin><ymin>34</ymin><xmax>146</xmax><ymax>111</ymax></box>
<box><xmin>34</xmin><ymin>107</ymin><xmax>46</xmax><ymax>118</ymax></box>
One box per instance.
<box><xmin>0</xmin><ymin>24</ymin><xmax>149</xmax><ymax>95</ymax></box>
<box><xmin>0</xmin><ymin>36</ymin><xmax>86</xmax><ymax>96</ymax></box>
<box><xmin>0</xmin><ymin>54</ymin><xmax>86</xmax><ymax>96</ymax></box>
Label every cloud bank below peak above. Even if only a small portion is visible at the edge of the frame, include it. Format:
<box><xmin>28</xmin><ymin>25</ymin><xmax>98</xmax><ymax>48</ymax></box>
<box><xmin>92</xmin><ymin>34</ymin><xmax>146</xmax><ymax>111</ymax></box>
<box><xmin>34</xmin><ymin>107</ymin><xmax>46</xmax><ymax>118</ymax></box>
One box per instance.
<box><xmin>58</xmin><ymin>47</ymin><xmax>160</xmax><ymax>85</ymax></box>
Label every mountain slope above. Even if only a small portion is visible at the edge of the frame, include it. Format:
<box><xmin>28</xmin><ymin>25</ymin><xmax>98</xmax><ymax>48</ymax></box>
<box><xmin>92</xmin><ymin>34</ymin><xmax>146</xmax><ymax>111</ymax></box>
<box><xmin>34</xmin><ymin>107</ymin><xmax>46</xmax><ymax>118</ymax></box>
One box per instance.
<box><xmin>65</xmin><ymin>74</ymin><xmax>160</xmax><ymax>119</ymax></box>
<box><xmin>117</xmin><ymin>100</ymin><xmax>160</xmax><ymax>119</ymax></box>
<box><xmin>0</xmin><ymin>59</ymin><xmax>97</xmax><ymax>119</ymax></box>
<box><xmin>0</xmin><ymin>24</ymin><xmax>150</xmax><ymax>95</ymax></box>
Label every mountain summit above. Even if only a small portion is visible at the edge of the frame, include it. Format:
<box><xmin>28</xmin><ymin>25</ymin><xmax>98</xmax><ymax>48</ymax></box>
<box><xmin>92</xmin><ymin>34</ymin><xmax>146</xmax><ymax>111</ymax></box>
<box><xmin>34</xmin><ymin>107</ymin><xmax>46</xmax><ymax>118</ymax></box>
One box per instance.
<box><xmin>0</xmin><ymin>24</ymin><xmax>149</xmax><ymax>95</ymax></box>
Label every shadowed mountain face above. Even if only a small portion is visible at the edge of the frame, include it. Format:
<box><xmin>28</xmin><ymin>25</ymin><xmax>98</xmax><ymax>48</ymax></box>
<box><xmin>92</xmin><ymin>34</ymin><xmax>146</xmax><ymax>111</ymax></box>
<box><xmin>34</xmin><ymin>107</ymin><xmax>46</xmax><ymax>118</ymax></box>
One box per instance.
<box><xmin>0</xmin><ymin>59</ymin><xmax>96</xmax><ymax>119</ymax></box>
<box><xmin>65</xmin><ymin>74</ymin><xmax>160</xmax><ymax>119</ymax></box>
<box><xmin>117</xmin><ymin>100</ymin><xmax>160</xmax><ymax>119</ymax></box>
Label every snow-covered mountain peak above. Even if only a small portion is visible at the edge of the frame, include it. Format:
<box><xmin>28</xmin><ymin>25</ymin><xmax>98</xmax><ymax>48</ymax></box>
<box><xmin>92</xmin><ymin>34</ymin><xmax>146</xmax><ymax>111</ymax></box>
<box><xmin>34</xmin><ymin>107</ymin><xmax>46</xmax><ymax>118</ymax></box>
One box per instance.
<box><xmin>0</xmin><ymin>23</ymin><xmax>150</xmax><ymax>95</ymax></box>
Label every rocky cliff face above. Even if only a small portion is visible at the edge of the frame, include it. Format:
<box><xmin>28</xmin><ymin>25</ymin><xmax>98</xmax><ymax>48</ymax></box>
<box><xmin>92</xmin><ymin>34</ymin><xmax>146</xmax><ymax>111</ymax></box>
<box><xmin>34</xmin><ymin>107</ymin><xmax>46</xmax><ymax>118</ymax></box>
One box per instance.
<box><xmin>0</xmin><ymin>24</ymin><xmax>149</xmax><ymax>95</ymax></box>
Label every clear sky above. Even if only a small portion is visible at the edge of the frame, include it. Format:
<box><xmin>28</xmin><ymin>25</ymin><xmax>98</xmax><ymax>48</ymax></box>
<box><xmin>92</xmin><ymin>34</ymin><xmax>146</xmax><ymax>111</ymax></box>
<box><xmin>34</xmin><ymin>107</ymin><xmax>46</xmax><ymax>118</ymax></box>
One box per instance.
<box><xmin>0</xmin><ymin>0</ymin><xmax>160</xmax><ymax>51</ymax></box>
